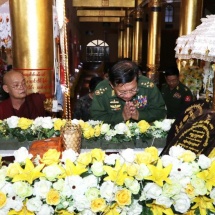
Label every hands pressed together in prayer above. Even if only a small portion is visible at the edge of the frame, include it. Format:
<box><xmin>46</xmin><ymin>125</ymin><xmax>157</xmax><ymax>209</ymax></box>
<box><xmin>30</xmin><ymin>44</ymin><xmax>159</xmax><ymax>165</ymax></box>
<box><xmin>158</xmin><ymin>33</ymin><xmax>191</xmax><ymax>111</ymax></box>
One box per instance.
<box><xmin>122</xmin><ymin>101</ymin><xmax>139</xmax><ymax>121</ymax></box>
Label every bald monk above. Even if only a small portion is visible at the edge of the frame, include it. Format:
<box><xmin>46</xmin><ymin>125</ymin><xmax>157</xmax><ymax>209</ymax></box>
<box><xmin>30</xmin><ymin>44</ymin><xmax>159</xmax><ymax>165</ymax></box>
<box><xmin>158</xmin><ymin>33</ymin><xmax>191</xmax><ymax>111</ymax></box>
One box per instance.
<box><xmin>0</xmin><ymin>70</ymin><xmax>46</xmax><ymax>120</ymax></box>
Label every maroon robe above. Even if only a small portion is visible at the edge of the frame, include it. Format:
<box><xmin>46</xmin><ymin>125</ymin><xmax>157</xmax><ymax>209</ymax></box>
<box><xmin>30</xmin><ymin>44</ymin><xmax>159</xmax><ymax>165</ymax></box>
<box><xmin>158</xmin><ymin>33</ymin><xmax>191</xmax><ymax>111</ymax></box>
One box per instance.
<box><xmin>0</xmin><ymin>93</ymin><xmax>46</xmax><ymax>120</ymax></box>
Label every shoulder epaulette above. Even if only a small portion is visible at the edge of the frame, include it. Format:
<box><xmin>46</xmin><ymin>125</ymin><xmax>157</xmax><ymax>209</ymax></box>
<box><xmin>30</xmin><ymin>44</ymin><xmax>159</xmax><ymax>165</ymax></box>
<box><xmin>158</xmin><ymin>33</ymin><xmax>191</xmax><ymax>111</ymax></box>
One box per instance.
<box><xmin>94</xmin><ymin>87</ymin><xmax>108</xmax><ymax>95</ymax></box>
<box><xmin>140</xmin><ymin>81</ymin><xmax>154</xmax><ymax>88</ymax></box>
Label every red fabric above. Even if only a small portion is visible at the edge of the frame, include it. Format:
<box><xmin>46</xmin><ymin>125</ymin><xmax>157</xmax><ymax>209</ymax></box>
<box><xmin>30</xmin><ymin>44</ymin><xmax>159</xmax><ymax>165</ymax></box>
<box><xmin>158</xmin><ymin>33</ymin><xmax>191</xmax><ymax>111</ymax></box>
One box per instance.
<box><xmin>0</xmin><ymin>93</ymin><xmax>46</xmax><ymax>120</ymax></box>
<box><xmin>60</xmin><ymin>64</ymin><xmax>65</xmax><ymax>85</ymax></box>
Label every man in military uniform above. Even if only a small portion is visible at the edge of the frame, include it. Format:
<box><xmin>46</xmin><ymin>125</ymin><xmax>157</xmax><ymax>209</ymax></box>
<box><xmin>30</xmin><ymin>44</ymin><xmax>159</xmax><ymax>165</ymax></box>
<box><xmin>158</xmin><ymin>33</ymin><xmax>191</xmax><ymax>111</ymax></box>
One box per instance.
<box><xmin>90</xmin><ymin>60</ymin><xmax>166</xmax><ymax>125</ymax></box>
<box><xmin>161</xmin><ymin>66</ymin><xmax>193</xmax><ymax>119</ymax></box>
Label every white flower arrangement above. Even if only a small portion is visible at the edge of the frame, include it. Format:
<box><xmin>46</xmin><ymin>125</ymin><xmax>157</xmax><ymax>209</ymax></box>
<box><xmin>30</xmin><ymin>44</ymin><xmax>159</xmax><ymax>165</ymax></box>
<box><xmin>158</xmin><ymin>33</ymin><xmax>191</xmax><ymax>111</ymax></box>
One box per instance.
<box><xmin>0</xmin><ymin>116</ymin><xmax>175</xmax><ymax>143</ymax></box>
<box><xmin>0</xmin><ymin>146</ymin><xmax>215</xmax><ymax>214</ymax></box>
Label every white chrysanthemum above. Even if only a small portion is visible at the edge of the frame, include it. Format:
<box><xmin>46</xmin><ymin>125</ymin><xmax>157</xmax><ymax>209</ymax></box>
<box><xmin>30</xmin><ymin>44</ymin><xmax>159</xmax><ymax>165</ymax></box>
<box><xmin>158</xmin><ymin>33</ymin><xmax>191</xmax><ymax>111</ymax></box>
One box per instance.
<box><xmin>33</xmin><ymin>180</ymin><xmax>52</xmax><ymax>199</ymax></box>
<box><xmin>79</xmin><ymin>209</ymin><xmax>95</xmax><ymax>215</ymax></box>
<box><xmin>53</xmin><ymin>178</ymin><xmax>65</xmax><ymax>191</ymax></box>
<box><xmin>122</xmin><ymin>200</ymin><xmax>142</xmax><ymax>215</ymax></box>
<box><xmin>135</xmin><ymin>163</ymin><xmax>150</xmax><ymax>180</ymax></box>
<box><xmin>91</xmin><ymin>161</ymin><xmax>105</xmax><ymax>177</ymax></box>
<box><xmin>13</xmin><ymin>181</ymin><xmax>33</xmax><ymax>198</ymax></box>
<box><xmin>191</xmin><ymin>176</ymin><xmax>207</xmax><ymax>196</ymax></box>
<box><xmin>43</xmin><ymin>164</ymin><xmax>63</xmax><ymax>181</ymax></box>
<box><xmin>161</xmin><ymin>154</ymin><xmax>180</xmax><ymax>167</ymax></box>
<box><xmin>156</xmin><ymin>195</ymin><xmax>173</xmax><ymax>208</ymax></box>
<box><xmin>41</xmin><ymin>117</ymin><xmax>53</xmax><ymax>129</ymax></box>
<box><xmin>144</xmin><ymin>183</ymin><xmax>162</xmax><ymax>200</ymax></box>
<box><xmin>169</xmin><ymin>145</ymin><xmax>185</xmax><ymax>158</ymax></box>
<box><xmin>87</xmin><ymin>120</ymin><xmax>102</xmax><ymax>126</ymax></box>
<box><xmin>104</xmin><ymin>153</ymin><xmax>120</xmax><ymax>165</ymax></box>
<box><xmin>83</xmin><ymin>175</ymin><xmax>98</xmax><ymax>188</ymax></box>
<box><xmin>100</xmin><ymin>181</ymin><xmax>117</xmax><ymax>202</ymax></box>
<box><xmin>159</xmin><ymin>119</ymin><xmax>174</xmax><ymax>131</ymax></box>
<box><xmin>177</xmin><ymin>176</ymin><xmax>191</xmax><ymax>188</ymax></box>
<box><xmin>13</xmin><ymin>147</ymin><xmax>33</xmax><ymax>163</ymax></box>
<box><xmin>124</xmin><ymin>178</ymin><xmax>140</xmax><ymax>194</ymax></box>
<box><xmin>26</xmin><ymin>197</ymin><xmax>43</xmax><ymax>212</ymax></box>
<box><xmin>1</xmin><ymin>181</ymin><xmax>15</xmax><ymax>197</ymax></box>
<box><xmin>153</xmin><ymin>120</ymin><xmax>163</xmax><ymax>128</ymax></box>
<box><xmin>173</xmin><ymin>193</ymin><xmax>191</xmax><ymax>214</ymax></box>
<box><xmin>33</xmin><ymin>117</ymin><xmax>44</xmax><ymax>127</ymax></box>
<box><xmin>162</xmin><ymin>181</ymin><xmax>182</xmax><ymax>198</ymax></box>
<box><xmin>61</xmin><ymin>149</ymin><xmax>79</xmax><ymax>162</ymax></box>
<box><xmin>189</xmin><ymin>161</ymin><xmax>200</xmax><ymax>175</ymax></box>
<box><xmin>104</xmin><ymin>129</ymin><xmax>116</xmax><ymax>141</ymax></box>
<box><xmin>73</xmin><ymin>194</ymin><xmax>91</xmax><ymax>211</ymax></box>
<box><xmin>37</xmin><ymin>204</ymin><xmax>54</xmax><ymax>215</ymax></box>
<box><xmin>114</xmin><ymin>122</ymin><xmax>128</xmax><ymax>134</ymax></box>
<box><xmin>100</xmin><ymin>123</ymin><xmax>110</xmax><ymax>134</ymax></box>
<box><xmin>120</xmin><ymin>148</ymin><xmax>135</xmax><ymax>163</ymax></box>
<box><xmin>85</xmin><ymin>187</ymin><xmax>100</xmax><ymax>201</ymax></box>
<box><xmin>6</xmin><ymin>116</ymin><xmax>19</xmax><ymax>128</ymax></box>
<box><xmin>198</xmin><ymin>154</ymin><xmax>212</xmax><ymax>169</ymax></box>
<box><xmin>71</xmin><ymin>119</ymin><xmax>79</xmax><ymax>124</ymax></box>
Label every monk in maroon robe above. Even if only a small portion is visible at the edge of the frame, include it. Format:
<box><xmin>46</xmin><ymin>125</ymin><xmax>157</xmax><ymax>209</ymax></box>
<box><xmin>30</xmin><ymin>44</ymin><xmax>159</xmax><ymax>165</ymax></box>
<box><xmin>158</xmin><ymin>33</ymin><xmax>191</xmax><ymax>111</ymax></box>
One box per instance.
<box><xmin>0</xmin><ymin>70</ymin><xmax>46</xmax><ymax>120</ymax></box>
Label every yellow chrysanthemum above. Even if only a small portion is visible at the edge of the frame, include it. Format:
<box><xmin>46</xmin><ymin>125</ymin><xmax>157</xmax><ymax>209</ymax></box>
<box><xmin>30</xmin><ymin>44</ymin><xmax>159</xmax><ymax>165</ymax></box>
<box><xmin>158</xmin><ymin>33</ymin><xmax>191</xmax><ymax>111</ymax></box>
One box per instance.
<box><xmin>17</xmin><ymin>117</ymin><xmax>33</xmax><ymax>130</ymax></box>
<box><xmin>0</xmin><ymin>191</ymin><xmax>7</xmax><ymax>208</ymax></box>
<box><xmin>91</xmin><ymin>198</ymin><xmax>106</xmax><ymax>212</ymax></box>
<box><xmin>94</xmin><ymin>124</ymin><xmax>101</xmax><ymax>137</ymax></box>
<box><xmin>77</xmin><ymin>152</ymin><xmax>92</xmax><ymax>166</ymax></box>
<box><xmin>54</xmin><ymin>119</ymin><xmax>66</xmax><ymax>131</ymax></box>
<box><xmin>135</xmin><ymin>147</ymin><xmax>159</xmax><ymax>165</ymax></box>
<box><xmin>137</xmin><ymin>120</ymin><xmax>150</xmax><ymax>133</ymax></box>
<box><xmin>46</xmin><ymin>189</ymin><xmax>60</xmax><ymax>205</ymax></box>
<box><xmin>179</xmin><ymin>150</ymin><xmax>196</xmax><ymax>162</ymax></box>
<box><xmin>91</xmin><ymin>148</ymin><xmax>105</xmax><ymax>162</ymax></box>
<box><xmin>83</xmin><ymin>127</ymin><xmax>95</xmax><ymax>139</ymax></box>
<box><xmin>40</xmin><ymin>149</ymin><xmax>61</xmax><ymax>165</ymax></box>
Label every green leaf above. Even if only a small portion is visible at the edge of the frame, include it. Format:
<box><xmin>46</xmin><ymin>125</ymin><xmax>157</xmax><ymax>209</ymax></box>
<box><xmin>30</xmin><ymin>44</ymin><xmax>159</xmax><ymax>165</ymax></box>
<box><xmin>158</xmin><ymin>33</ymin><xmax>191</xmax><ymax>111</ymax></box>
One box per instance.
<box><xmin>46</xmin><ymin>129</ymin><xmax>55</xmax><ymax>138</ymax></box>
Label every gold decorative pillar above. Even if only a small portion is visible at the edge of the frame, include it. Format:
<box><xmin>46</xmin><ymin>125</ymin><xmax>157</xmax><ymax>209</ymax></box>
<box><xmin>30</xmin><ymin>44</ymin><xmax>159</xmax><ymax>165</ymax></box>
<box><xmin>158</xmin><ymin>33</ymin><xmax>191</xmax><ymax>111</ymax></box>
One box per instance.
<box><xmin>146</xmin><ymin>0</ymin><xmax>162</xmax><ymax>84</ymax></box>
<box><xmin>179</xmin><ymin>0</ymin><xmax>203</xmax><ymax>36</ymax></box>
<box><xmin>9</xmin><ymin>0</ymin><xmax>54</xmax><ymax>98</ymax></box>
<box><xmin>132</xmin><ymin>6</ymin><xmax>143</xmax><ymax>66</ymax></box>
<box><xmin>118</xmin><ymin>18</ymin><xmax>124</xmax><ymax>60</ymax></box>
<box><xmin>123</xmin><ymin>12</ymin><xmax>133</xmax><ymax>59</ymax></box>
<box><xmin>177</xmin><ymin>0</ymin><xmax>203</xmax><ymax>71</ymax></box>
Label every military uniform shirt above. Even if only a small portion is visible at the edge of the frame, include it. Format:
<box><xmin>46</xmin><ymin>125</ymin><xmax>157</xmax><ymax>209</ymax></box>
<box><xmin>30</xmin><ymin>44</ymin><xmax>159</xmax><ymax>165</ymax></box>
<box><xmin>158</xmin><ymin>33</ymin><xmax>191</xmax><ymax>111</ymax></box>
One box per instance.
<box><xmin>90</xmin><ymin>76</ymin><xmax>166</xmax><ymax>125</ymax></box>
<box><xmin>161</xmin><ymin>81</ymin><xmax>193</xmax><ymax>119</ymax></box>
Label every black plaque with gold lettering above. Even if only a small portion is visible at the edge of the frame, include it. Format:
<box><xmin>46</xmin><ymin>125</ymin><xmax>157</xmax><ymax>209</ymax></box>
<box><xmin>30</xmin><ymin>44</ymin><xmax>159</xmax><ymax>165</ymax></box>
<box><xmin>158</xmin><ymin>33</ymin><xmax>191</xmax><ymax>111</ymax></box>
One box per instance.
<box><xmin>161</xmin><ymin>100</ymin><xmax>214</xmax><ymax>156</ymax></box>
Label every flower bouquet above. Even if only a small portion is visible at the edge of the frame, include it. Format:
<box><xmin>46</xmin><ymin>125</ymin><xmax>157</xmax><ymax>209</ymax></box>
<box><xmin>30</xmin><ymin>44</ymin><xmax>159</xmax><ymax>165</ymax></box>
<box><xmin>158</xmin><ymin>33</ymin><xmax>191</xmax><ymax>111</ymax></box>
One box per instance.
<box><xmin>0</xmin><ymin>145</ymin><xmax>215</xmax><ymax>214</ymax></box>
<box><xmin>180</xmin><ymin>65</ymin><xmax>203</xmax><ymax>94</ymax></box>
<box><xmin>75</xmin><ymin>119</ymin><xmax>175</xmax><ymax>144</ymax></box>
<box><xmin>0</xmin><ymin>116</ymin><xmax>174</xmax><ymax>144</ymax></box>
<box><xmin>0</xmin><ymin>116</ymin><xmax>66</xmax><ymax>142</ymax></box>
